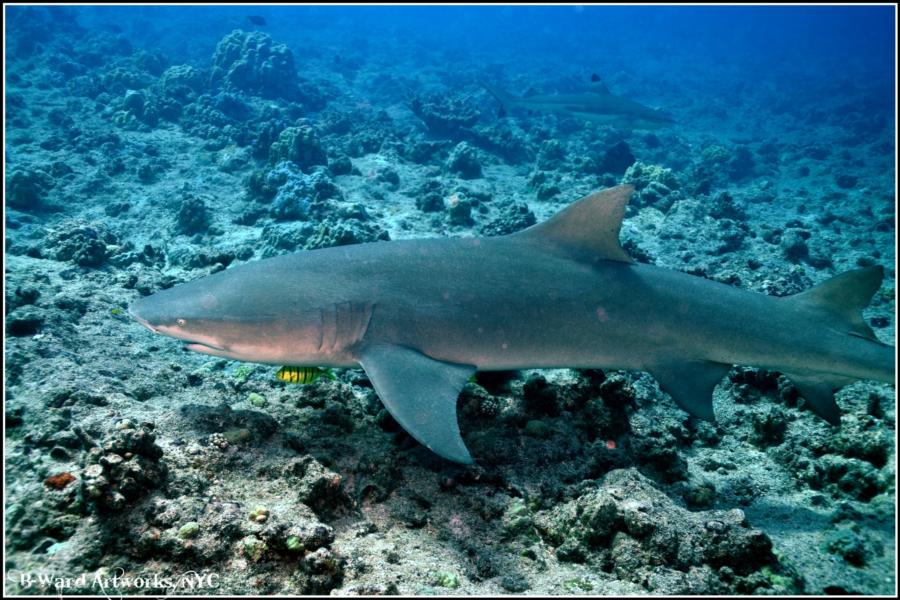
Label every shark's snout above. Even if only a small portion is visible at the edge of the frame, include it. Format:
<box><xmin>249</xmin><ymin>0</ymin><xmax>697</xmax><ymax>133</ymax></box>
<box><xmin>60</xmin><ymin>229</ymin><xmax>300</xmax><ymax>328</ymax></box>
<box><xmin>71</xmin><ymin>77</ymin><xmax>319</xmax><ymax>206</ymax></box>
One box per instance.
<box><xmin>127</xmin><ymin>293</ymin><xmax>229</xmax><ymax>354</ymax></box>
<box><xmin>128</xmin><ymin>298</ymin><xmax>157</xmax><ymax>332</ymax></box>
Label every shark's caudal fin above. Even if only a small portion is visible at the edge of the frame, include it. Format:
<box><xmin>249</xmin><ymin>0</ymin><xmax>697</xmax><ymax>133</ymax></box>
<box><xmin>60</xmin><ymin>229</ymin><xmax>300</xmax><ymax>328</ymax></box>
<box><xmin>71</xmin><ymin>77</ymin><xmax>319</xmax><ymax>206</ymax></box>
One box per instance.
<box><xmin>781</xmin><ymin>266</ymin><xmax>891</xmax><ymax>425</ymax></box>
<box><xmin>511</xmin><ymin>185</ymin><xmax>636</xmax><ymax>264</ymax></box>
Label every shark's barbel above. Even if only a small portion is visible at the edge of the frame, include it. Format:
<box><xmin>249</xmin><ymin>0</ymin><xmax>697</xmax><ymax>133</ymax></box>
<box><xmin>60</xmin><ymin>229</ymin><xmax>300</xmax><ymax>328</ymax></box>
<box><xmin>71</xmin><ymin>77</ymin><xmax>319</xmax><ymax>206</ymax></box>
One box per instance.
<box><xmin>129</xmin><ymin>186</ymin><xmax>895</xmax><ymax>463</ymax></box>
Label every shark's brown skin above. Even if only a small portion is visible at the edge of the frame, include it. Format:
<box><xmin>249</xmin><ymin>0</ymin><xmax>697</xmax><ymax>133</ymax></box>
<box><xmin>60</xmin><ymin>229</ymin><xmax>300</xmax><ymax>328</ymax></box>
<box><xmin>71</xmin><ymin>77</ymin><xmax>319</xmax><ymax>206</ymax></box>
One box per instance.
<box><xmin>129</xmin><ymin>186</ymin><xmax>895</xmax><ymax>463</ymax></box>
<box><xmin>481</xmin><ymin>79</ymin><xmax>674</xmax><ymax>129</ymax></box>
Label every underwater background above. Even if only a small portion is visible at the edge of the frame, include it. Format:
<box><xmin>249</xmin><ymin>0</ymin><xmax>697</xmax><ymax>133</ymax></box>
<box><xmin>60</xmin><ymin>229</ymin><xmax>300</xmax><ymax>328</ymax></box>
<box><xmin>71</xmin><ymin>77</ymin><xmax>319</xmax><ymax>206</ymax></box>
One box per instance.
<box><xmin>4</xmin><ymin>4</ymin><xmax>896</xmax><ymax>595</ymax></box>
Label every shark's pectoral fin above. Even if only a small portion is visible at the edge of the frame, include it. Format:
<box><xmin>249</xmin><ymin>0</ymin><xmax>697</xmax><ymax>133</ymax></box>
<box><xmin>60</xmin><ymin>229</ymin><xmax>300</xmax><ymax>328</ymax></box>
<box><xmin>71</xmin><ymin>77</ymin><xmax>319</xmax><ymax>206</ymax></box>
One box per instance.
<box><xmin>783</xmin><ymin>373</ymin><xmax>855</xmax><ymax>426</ymax></box>
<box><xmin>650</xmin><ymin>361</ymin><xmax>731</xmax><ymax>420</ymax></box>
<box><xmin>358</xmin><ymin>344</ymin><xmax>476</xmax><ymax>464</ymax></box>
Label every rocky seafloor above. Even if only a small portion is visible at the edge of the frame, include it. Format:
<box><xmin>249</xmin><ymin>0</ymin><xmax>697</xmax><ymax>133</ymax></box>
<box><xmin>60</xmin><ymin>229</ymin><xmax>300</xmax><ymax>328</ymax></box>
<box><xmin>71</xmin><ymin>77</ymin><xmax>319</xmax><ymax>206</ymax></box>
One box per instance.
<box><xmin>4</xmin><ymin>7</ymin><xmax>896</xmax><ymax>596</ymax></box>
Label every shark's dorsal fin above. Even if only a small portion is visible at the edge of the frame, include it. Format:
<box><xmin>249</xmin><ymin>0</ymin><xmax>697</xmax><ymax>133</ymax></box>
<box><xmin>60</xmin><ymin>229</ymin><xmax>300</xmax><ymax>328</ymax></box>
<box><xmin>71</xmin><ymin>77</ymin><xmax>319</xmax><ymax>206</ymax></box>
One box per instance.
<box><xmin>787</xmin><ymin>266</ymin><xmax>884</xmax><ymax>342</ymax></box>
<box><xmin>590</xmin><ymin>73</ymin><xmax>610</xmax><ymax>94</ymax></box>
<box><xmin>513</xmin><ymin>185</ymin><xmax>635</xmax><ymax>264</ymax></box>
<box><xmin>358</xmin><ymin>343</ymin><xmax>476</xmax><ymax>464</ymax></box>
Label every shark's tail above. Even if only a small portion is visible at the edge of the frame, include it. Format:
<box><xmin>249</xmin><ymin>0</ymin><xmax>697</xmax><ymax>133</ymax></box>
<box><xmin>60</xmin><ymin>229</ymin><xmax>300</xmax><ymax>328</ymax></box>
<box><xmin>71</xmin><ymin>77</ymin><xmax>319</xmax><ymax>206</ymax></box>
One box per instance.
<box><xmin>781</xmin><ymin>266</ymin><xmax>895</xmax><ymax>425</ymax></box>
<box><xmin>479</xmin><ymin>80</ymin><xmax>516</xmax><ymax>117</ymax></box>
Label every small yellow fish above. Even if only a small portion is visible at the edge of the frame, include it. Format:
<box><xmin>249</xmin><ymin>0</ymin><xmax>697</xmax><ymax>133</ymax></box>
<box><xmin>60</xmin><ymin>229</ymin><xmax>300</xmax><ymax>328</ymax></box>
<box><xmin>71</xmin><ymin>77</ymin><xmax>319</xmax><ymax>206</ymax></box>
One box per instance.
<box><xmin>275</xmin><ymin>366</ymin><xmax>334</xmax><ymax>384</ymax></box>
<box><xmin>110</xmin><ymin>307</ymin><xmax>124</xmax><ymax>316</ymax></box>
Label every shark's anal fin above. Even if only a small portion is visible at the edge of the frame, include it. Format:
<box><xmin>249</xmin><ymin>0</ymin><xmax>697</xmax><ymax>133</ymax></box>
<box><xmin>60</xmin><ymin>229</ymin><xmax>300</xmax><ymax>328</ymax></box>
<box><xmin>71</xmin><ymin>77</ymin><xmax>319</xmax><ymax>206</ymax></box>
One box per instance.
<box><xmin>650</xmin><ymin>361</ymin><xmax>731</xmax><ymax>420</ymax></box>
<box><xmin>512</xmin><ymin>185</ymin><xmax>635</xmax><ymax>264</ymax></box>
<box><xmin>783</xmin><ymin>373</ymin><xmax>855</xmax><ymax>426</ymax></box>
<box><xmin>358</xmin><ymin>344</ymin><xmax>476</xmax><ymax>464</ymax></box>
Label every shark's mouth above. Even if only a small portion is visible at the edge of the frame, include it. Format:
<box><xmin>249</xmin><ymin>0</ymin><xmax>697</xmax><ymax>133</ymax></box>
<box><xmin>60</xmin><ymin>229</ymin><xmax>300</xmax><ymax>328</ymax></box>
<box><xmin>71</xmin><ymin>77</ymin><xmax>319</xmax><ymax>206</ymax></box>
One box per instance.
<box><xmin>184</xmin><ymin>340</ymin><xmax>228</xmax><ymax>353</ymax></box>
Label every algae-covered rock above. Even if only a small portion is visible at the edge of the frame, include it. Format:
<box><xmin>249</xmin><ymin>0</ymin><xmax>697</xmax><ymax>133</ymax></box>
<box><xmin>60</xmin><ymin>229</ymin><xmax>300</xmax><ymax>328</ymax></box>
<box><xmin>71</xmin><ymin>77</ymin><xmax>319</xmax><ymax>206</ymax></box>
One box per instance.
<box><xmin>623</xmin><ymin>161</ymin><xmax>681</xmax><ymax>210</ymax></box>
<box><xmin>432</xmin><ymin>571</ymin><xmax>460</xmax><ymax>589</ymax></box>
<box><xmin>265</xmin><ymin>163</ymin><xmax>342</xmax><ymax>221</ymax></box>
<box><xmin>446</xmin><ymin>194</ymin><xmax>474</xmax><ymax>226</ymax></box>
<box><xmin>210</xmin><ymin>30</ymin><xmax>298</xmax><ymax>99</ymax></box>
<box><xmin>175</xmin><ymin>194</ymin><xmax>211</xmax><ymax>235</ymax></box>
<box><xmin>534</xmin><ymin>180</ymin><xmax>560</xmax><ymax>202</ymax></box>
<box><xmin>480</xmin><ymin>202</ymin><xmax>536</xmax><ymax>236</ymax></box>
<box><xmin>282</xmin><ymin>456</ymin><xmax>346</xmax><ymax>517</ymax></box>
<box><xmin>160</xmin><ymin>64</ymin><xmax>205</xmax><ymax>103</ymax></box>
<box><xmin>413</xmin><ymin>178</ymin><xmax>445</xmax><ymax>213</ymax></box>
<box><xmin>6</xmin><ymin>306</ymin><xmax>45</xmax><ymax>337</ymax></box>
<box><xmin>238</xmin><ymin>535</ymin><xmax>268</xmax><ymax>561</ymax></box>
<box><xmin>45</xmin><ymin>220</ymin><xmax>118</xmax><ymax>267</ymax></box>
<box><xmin>247</xmin><ymin>392</ymin><xmax>268</xmax><ymax>408</ymax></box>
<box><xmin>82</xmin><ymin>422</ymin><xmax>167</xmax><ymax>512</ymax></box>
<box><xmin>177</xmin><ymin>521</ymin><xmax>200</xmax><ymax>539</ymax></box>
<box><xmin>304</xmin><ymin>219</ymin><xmax>389</xmax><ymax>250</ymax></box>
<box><xmin>446</xmin><ymin>141</ymin><xmax>483</xmax><ymax>179</ymax></box>
<box><xmin>269</xmin><ymin>124</ymin><xmax>328</xmax><ymax>170</ymax></box>
<box><xmin>535</xmin><ymin>139</ymin><xmax>565</xmax><ymax>170</ymax></box>
<box><xmin>409</xmin><ymin>93</ymin><xmax>479</xmax><ymax>136</ymax></box>
<box><xmin>6</xmin><ymin>166</ymin><xmax>54</xmax><ymax>212</ymax></box>
<box><xmin>534</xmin><ymin>469</ymin><xmax>794</xmax><ymax>593</ymax></box>
<box><xmin>597</xmin><ymin>140</ymin><xmax>636</xmax><ymax>175</ymax></box>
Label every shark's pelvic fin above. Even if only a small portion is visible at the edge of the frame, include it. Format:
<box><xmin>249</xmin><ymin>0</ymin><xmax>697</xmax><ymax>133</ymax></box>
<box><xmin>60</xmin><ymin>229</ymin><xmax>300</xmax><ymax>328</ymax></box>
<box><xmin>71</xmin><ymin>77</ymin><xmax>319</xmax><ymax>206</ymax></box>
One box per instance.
<box><xmin>787</xmin><ymin>266</ymin><xmax>885</xmax><ymax>342</ymax></box>
<box><xmin>358</xmin><ymin>343</ymin><xmax>475</xmax><ymax>464</ymax></box>
<box><xmin>513</xmin><ymin>185</ymin><xmax>635</xmax><ymax>264</ymax></box>
<box><xmin>650</xmin><ymin>361</ymin><xmax>731</xmax><ymax>420</ymax></box>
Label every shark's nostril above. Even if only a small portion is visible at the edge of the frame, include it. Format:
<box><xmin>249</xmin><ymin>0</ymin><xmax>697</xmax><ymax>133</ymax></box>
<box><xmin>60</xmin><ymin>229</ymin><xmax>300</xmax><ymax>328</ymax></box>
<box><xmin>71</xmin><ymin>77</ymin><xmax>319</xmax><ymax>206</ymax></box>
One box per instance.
<box><xmin>128</xmin><ymin>304</ymin><xmax>155</xmax><ymax>332</ymax></box>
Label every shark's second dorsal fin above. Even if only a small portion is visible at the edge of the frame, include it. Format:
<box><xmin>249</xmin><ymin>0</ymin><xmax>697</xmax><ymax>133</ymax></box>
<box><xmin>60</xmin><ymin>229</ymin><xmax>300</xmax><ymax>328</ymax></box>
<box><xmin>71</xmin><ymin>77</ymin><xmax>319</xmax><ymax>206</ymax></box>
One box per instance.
<box><xmin>513</xmin><ymin>185</ymin><xmax>635</xmax><ymax>264</ymax></box>
<box><xmin>787</xmin><ymin>266</ymin><xmax>884</xmax><ymax>341</ymax></box>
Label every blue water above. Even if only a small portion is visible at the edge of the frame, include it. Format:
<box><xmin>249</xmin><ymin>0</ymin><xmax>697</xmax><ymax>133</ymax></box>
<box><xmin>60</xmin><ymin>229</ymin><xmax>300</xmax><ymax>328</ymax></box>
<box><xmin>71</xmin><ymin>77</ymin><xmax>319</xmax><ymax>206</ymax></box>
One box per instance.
<box><xmin>12</xmin><ymin>5</ymin><xmax>895</xmax><ymax>84</ymax></box>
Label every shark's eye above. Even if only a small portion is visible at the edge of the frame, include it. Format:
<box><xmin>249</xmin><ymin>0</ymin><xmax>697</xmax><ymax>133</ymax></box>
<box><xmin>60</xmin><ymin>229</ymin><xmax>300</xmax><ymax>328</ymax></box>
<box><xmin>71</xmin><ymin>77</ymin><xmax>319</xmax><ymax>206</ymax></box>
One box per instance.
<box><xmin>176</xmin><ymin>318</ymin><xmax>187</xmax><ymax>327</ymax></box>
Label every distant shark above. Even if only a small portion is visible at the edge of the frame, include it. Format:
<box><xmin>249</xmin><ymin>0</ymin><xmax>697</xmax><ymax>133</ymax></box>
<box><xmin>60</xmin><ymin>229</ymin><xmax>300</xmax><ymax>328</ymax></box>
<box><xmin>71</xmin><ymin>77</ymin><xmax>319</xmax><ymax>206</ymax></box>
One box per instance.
<box><xmin>129</xmin><ymin>186</ymin><xmax>894</xmax><ymax>464</ymax></box>
<box><xmin>481</xmin><ymin>74</ymin><xmax>674</xmax><ymax>129</ymax></box>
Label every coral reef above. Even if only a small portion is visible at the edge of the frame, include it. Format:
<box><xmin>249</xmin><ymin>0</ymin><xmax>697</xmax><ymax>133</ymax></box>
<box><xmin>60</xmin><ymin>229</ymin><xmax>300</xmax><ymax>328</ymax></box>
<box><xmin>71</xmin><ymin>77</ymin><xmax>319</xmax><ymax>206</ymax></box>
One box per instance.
<box><xmin>210</xmin><ymin>30</ymin><xmax>299</xmax><ymax>100</ymax></box>
<box><xmin>268</xmin><ymin>124</ymin><xmax>328</xmax><ymax>170</ymax></box>
<box><xmin>623</xmin><ymin>161</ymin><xmax>681</xmax><ymax>211</ymax></box>
<box><xmin>82</xmin><ymin>422</ymin><xmax>167</xmax><ymax>512</ymax></box>
<box><xmin>6</xmin><ymin>167</ymin><xmax>54</xmax><ymax>212</ymax></box>
<box><xmin>410</xmin><ymin>93</ymin><xmax>480</xmax><ymax>137</ymax></box>
<box><xmin>535</xmin><ymin>469</ymin><xmax>797</xmax><ymax>593</ymax></box>
<box><xmin>446</xmin><ymin>141</ymin><xmax>484</xmax><ymax>179</ymax></box>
